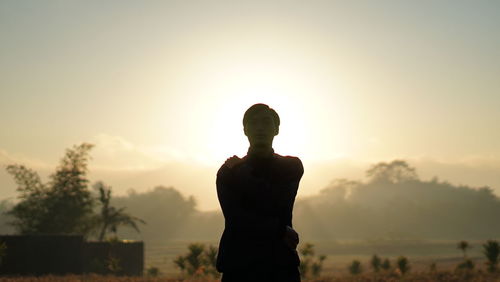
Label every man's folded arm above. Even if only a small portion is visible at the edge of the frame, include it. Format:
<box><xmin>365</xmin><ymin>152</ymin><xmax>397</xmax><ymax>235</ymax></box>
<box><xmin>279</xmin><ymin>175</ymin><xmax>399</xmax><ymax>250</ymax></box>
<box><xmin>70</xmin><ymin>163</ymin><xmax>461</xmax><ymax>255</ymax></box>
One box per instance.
<box><xmin>216</xmin><ymin>165</ymin><xmax>284</xmax><ymax>237</ymax></box>
<box><xmin>280</xmin><ymin>157</ymin><xmax>304</xmax><ymax>233</ymax></box>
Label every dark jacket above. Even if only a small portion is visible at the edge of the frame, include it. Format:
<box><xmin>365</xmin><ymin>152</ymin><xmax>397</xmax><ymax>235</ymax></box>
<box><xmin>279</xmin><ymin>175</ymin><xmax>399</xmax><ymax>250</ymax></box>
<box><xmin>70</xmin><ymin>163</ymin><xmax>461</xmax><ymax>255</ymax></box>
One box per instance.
<box><xmin>216</xmin><ymin>151</ymin><xmax>304</xmax><ymax>272</ymax></box>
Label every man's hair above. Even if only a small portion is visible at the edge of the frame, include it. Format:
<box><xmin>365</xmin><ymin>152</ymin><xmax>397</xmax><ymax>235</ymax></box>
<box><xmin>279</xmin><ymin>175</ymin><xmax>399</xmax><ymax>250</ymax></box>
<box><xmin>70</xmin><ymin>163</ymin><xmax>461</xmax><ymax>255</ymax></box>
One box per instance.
<box><xmin>242</xmin><ymin>103</ymin><xmax>280</xmax><ymax>128</ymax></box>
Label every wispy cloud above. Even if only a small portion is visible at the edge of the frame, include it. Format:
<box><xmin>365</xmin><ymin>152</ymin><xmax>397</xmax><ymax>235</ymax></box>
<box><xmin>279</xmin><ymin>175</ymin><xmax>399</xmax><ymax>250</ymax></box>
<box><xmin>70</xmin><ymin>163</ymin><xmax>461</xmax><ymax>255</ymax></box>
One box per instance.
<box><xmin>89</xmin><ymin>133</ymin><xmax>191</xmax><ymax>170</ymax></box>
<box><xmin>0</xmin><ymin>149</ymin><xmax>53</xmax><ymax>169</ymax></box>
<box><xmin>0</xmin><ymin>133</ymin><xmax>199</xmax><ymax>172</ymax></box>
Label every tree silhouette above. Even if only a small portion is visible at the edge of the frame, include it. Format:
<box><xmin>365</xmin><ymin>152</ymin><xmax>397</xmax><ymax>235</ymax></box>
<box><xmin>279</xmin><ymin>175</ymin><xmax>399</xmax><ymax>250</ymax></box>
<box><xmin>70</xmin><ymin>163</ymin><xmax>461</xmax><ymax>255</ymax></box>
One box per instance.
<box><xmin>294</xmin><ymin>159</ymin><xmax>500</xmax><ymax>240</ymax></box>
<box><xmin>457</xmin><ymin>240</ymin><xmax>470</xmax><ymax>259</ymax></box>
<box><xmin>348</xmin><ymin>260</ymin><xmax>362</xmax><ymax>275</ymax></box>
<box><xmin>366</xmin><ymin>160</ymin><xmax>418</xmax><ymax>183</ymax></box>
<box><xmin>111</xmin><ymin>186</ymin><xmax>196</xmax><ymax>242</ymax></box>
<box><xmin>483</xmin><ymin>240</ymin><xmax>500</xmax><ymax>273</ymax></box>
<box><xmin>381</xmin><ymin>258</ymin><xmax>391</xmax><ymax>271</ymax></box>
<box><xmin>6</xmin><ymin>143</ymin><xmax>95</xmax><ymax>235</ymax></box>
<box><xmin>396</xmin><ymin>256</ymin><xmax>410</xmax><ymax>274</ymax></box>
<box><xmin>370</xmin><ymin>254</ymin><xmax>381</xmax><ymax>272</ymax></box>
<box><xmin>93</xmin><ymin>181</ymin><xmax>145</xmax><ymax>241</ymax></box>
<box><xmin>5</xmin><ymin>165</ymin><xmax>46</xmax><ymax>233</ymax></box>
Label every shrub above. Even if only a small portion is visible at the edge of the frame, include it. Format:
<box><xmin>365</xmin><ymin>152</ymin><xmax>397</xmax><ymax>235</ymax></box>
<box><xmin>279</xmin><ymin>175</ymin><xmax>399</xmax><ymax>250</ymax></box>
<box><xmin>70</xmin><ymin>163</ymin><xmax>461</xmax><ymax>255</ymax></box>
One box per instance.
<box><xmin>396</xmin><ymin>256</ymin><xmax>410</xmax><ymax>274</ymax></box>
<box><xmin>173</xmin><ymin>243</ymin><xmax>219</xmax><ymax>278</ymax></box>
<box><xmin>381</xmin><ymin>258</ymin><xmax>391</xmax><ymax>271</ymax></box>
<box><xmin>429</xmin><ymin>262</ymin><xmax>437</xmax><ymax>272</ymax></box>
<box><xmin>106</xmin><ymin>254</ymin><xmax>122</xmax><ymax>274</ymax></box>
<box><xmin>370</xmin><ymin>254</ymin><xmax>381</xmax><ymax>272</ymax></box>
<box><xmin>298</xmin><ymin>243</ymin><xmax>327</xmax><ymax>278</ymax></box>
<box><xmin>87</xmin><ymin>253</ymin><xmax>123</xmax><ymax>275</ymax></box>
<box><xmin>146</xmin><ymin>266</ymin><xmax>160</xmax><ymax>277</ymax></box>
<box><xmin>456</xmin><ymin>259</ymin><xmax>475</xmax><ymax>271</ymax></box>
<box><xmin>348</xmin><ymin>260</ymin><xmax>362</xmax><ymax>275</ymax></box>
<box><xmin>483</xmin><ymin>240</ymin><xmax>500</xmax><ymax>273</ymax></box>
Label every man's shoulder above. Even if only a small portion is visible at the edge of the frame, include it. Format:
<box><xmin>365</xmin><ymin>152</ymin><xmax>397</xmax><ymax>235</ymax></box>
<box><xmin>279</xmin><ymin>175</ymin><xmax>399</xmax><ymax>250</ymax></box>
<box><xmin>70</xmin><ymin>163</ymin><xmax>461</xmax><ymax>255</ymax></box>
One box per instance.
<box><xmin>217</xmin><ymin>155</ymin><xmax>245</xmax><ymax>178</ymax></box>
<box><xmin>273</xmin><ymin>154</ymin><xmax>304</xmax><ymax>176</ymax></box>
<box><xmin>274</xmin><ymin>153</ymin><xmax>303</xmax><ymax>165</ymax></box>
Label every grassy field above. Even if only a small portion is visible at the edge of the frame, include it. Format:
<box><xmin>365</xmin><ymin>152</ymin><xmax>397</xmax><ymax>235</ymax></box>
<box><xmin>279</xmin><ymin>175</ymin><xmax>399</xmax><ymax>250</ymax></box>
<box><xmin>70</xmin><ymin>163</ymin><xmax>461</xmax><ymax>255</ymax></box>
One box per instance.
<box><xmin>145</xmin><ymin>239</ymin><xmax>493</xmax><ymax>276</ymax></box>
<box><xmin>1</xmin><ymin>239</ymin><xmax>498</xmax><ymax>281</ymax></box>
<box><xmin>0</xmin><ymin>272</ymin><xmax>499</xmax><ymax>282</ymax></box>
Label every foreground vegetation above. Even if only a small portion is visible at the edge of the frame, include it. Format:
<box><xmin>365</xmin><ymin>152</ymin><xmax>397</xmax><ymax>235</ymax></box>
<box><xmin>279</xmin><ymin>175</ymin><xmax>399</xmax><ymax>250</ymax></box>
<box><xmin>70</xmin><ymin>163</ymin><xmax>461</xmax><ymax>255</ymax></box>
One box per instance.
<box><xmin>0</xmin><ymin>272</ymin><xmax>499</xmax><ymax>282</ymax></box>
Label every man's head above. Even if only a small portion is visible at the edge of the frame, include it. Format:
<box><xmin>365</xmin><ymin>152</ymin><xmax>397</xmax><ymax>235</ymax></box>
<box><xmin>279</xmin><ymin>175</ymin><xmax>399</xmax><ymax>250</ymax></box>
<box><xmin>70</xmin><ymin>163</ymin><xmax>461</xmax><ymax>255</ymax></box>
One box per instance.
<box><xmin>243</xmin><ymin>103</ymin><xmax>280</xmax><ymax>148</ymax></box>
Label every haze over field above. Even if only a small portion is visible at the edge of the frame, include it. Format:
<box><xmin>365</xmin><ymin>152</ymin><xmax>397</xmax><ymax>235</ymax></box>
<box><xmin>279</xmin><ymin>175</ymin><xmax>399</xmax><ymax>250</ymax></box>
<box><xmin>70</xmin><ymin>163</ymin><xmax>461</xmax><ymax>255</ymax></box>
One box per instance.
<box><xmin>1</xmin><ymin>0</ymin><xmax>499</xmax><ymax>211</ymax></box>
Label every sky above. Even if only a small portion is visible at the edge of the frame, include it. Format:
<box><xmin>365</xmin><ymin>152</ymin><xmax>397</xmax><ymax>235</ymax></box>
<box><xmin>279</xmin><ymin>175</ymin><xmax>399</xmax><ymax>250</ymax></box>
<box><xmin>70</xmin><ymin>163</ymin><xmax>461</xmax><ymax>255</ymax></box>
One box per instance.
<box><xmin>1</xmin><ymin>0</ymin><xmax>499</xmax><ymax>210</ymax></box>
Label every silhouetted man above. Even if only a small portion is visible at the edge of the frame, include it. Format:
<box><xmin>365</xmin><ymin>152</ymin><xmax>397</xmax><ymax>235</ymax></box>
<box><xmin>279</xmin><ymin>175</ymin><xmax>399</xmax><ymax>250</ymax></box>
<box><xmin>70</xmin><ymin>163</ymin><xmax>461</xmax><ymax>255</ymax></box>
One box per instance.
<box><xmin>216</xmin><ymin>103</ymin><xmax>304</xmax><ymax>282</ymax></box>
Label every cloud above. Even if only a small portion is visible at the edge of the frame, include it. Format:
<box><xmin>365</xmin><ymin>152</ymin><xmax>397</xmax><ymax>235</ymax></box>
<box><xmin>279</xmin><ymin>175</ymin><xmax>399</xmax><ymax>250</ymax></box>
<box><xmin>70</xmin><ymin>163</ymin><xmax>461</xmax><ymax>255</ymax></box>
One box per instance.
<box><xmin>408</xmin><ymin>156</ymin><xmax>500</xmax><ymax>192</ymax></box>
<box><xmin>0</xmin><ymin>149</ymin><xmax>55</xmax><ymax>202</ymax></box>
<box><xmin>0</xmin><ymin>149</ymin><xmax>14</xmax><ymax>164</ymax></box>
<box><xmin>0</xmin><ymin>135</ymin><xmax>220</xmax><ymax>210</ymax></box>
<box><xmin>89</xmin><ymin>133</ymin><xmax>191</xmax><ymax>170</ymax></box>
<box><xmin>0</xmin><ymin>148</ymin><xmax>52</xmax><ymax>169</ymax></box>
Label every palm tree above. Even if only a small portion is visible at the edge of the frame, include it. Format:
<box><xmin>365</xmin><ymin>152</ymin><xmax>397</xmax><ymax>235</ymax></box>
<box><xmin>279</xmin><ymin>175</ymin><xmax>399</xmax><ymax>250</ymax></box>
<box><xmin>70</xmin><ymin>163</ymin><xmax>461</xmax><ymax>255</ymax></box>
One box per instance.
<box><xmin>93</xmin><ymin>181</ymin><xmax>145</xmax><ymax>241</ymax></box>
<box><xmin>457</xmin><ymin>240</ymin><xmax>470</xmax><ymax>259</ymax></box>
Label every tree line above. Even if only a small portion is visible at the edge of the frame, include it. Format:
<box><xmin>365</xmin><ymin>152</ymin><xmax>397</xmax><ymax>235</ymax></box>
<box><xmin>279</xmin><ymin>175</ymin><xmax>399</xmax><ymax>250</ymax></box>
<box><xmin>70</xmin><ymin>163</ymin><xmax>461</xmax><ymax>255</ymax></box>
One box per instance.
<box><xmin>1</xmin><ymin>144</ymin><xmax>499</xmax><ymax>243</ymax></box>
<box><xmin>0</xmin><ymin>143</ymin><xmax>151</xmax><ymax>241</ymax></box>
<box><xmin>294</xmin><ymin>160</ymin><xmax>500</xmax><ymax>240</ymax></box>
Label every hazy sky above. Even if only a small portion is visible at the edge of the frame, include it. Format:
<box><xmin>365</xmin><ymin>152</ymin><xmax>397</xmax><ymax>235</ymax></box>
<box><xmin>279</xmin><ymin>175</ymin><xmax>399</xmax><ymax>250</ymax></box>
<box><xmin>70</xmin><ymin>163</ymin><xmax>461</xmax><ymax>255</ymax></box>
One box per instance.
<box><xmin>1</xmin><ymin>0</ymin><xmax>499</xmax><ymax>210</ymax></box>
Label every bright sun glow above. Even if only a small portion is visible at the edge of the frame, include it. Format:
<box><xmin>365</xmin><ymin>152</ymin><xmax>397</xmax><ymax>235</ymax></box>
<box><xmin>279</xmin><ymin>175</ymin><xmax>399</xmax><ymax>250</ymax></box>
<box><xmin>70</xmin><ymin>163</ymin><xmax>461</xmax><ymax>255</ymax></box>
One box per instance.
<box><xmin>159</xmin><ymin>34</ymin><xmax>353</xmax><ymax>165</ymax></box>
<box><xmin>208</xmin><ymin>88</ymin><xmax>309</xmax><ymax>161</ymax></box>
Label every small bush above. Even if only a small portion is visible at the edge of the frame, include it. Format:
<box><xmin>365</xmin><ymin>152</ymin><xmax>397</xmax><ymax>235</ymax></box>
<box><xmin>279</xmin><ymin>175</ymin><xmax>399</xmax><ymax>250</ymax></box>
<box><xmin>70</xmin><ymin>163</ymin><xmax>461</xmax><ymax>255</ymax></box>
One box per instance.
<box><xmin>348</xmin><ymin>260</ymin><xmax>362</xmax><ymax>275</ymax></box>
<box><xmin>173</xmin><ymin>243</ymin><xmax>219</xmax><ymax>278</ymax></box>
<box><xmin>396</xmin><ymin>256</ymin><xmax>410</xmax><ymax>275</ymax></box>
<box><xmin>106</xmin><ymin>254</ymin><xmax>122</xmax><ymax>274</ymax></box>
<box><xmin>87</xmin><ymin>258</ymin><xmax>107</xmax><ymax>274</ymax></box>
<box><xmin>483</xmin><ymin>240</ymin><xmax>500</xmax><ymax>273</ymax></box>
<box><xmin>146</xmin><ymin>266</ymin><xmax>160</xmax><ymax>277</ymax></box>
<box><xmin>429</xmin><ymin>262</ymin><xmax>437</xmax><ymax>272</ymax></box>
<box><xmin>370</xmin><ymin>254</ymin><xmax>381</xmax><ymax>272</ymax></box>
<box><xmin>381</xmin><ymin>258</ymin><xmax>391</xmax><ymax>271</ymax></box>
<box><xmin>299</xmin><ymin>243</ymin><xmax>327</xmax><ymax>279</ymax></box>
<box><xmin>87</xmin><ymin>254</ymin><xmax>123</xmax><ymax>275</ymax></box>
<box><xmin>456</xmin><ymin>259</ymin><xmax>475</xmax><ymax>271</ymax></box>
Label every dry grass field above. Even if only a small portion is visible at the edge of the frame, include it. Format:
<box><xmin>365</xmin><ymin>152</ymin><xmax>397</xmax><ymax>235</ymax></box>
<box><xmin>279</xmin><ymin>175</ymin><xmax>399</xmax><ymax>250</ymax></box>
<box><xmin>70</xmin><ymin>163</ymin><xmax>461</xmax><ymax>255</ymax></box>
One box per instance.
<box><xmin>144</xmin><ymin>240</ymin><xmax>492</xmax><ymax>276</ymax></box>
<box><xmin>0</xmin><ymin>272</ymin><xmax>499</xmax><ymax>282</ymax></box>
<box><xmin>1</xmin><ymin>240</ymin><xmax>499</xmax><ymax>282</ymax></box>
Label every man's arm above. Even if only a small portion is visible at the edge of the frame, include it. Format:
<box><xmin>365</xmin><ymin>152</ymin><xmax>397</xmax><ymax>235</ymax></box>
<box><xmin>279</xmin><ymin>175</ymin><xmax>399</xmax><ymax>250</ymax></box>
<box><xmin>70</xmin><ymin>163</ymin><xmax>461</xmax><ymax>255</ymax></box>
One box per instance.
<box><xmin>216</xmin><ymin>160</ymin><xmax>282</xmax><ymax>238</ymax></box>
<box><xmin>285</xmin><ymin>157</ymin><xmax>304</xmax><ymax>227</ymax></box>
<box><xmin>281</xmin><ymin>157</ymin><xmax>304</xmax><ymax>249</ymax></box>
